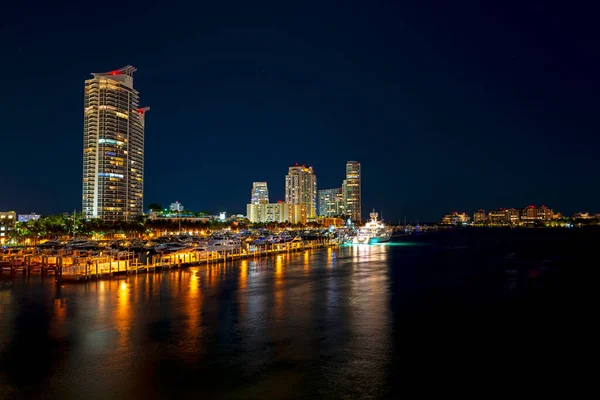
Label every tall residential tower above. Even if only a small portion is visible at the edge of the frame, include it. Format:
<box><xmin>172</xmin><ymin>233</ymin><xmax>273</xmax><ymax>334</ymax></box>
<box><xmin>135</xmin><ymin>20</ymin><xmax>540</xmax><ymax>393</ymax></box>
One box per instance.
<box><xmin>285</xmin><ymin>165</ymin><xmax>317</xmax><ymax>220</ymax></box>
<box><xmin>251</xmin><ymin>182</ymin><xmax>269</xmax><ymax>204</ymax></box>
<box><xmin>82</xmin><ymin>66</ymin><xmax>149</xmax><ymax>221</ymax></box>
<box><xmin>344</xmin><ymin>161</ymin><xmax>361</xmax><ymax>222</ymax></box>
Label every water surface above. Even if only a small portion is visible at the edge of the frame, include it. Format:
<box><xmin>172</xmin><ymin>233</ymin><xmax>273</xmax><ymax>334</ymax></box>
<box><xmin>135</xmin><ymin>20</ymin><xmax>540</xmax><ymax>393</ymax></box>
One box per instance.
<box><xmin>0</xmin><ymin>229</ymin><xmax>592</xmax><ymax>398</ymax></box>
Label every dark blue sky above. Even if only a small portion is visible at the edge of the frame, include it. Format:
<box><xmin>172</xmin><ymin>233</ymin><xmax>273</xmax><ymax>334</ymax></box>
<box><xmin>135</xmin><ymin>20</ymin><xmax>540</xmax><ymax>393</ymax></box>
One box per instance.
<box><xmin>1</xmin><ymin>0</ymin><xmax>598</xmax><ymax>222</ymax></box>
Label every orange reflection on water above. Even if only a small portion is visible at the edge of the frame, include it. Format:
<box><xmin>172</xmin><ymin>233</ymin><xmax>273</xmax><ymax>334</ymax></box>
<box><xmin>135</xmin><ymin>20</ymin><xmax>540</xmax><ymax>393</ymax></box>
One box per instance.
<box><xmin>50</xmin><ymin>296</ymin><xmax>68</xmax><ymax>338</ymax></box>
<box><xmin>186</xmin><ymin>269</ymin><xmax>202</xmax><ymax>341</ymax></box>
<box><xmin>239</xmin><ymin>260</ymin><xmax>248</xmax><ymax>290</ymax></box>
<box><xmin>275</xmin><ymin>256</ymin><xmax>283</xmax><ymax>284</ymax></box>
<box><xmin>115</xmin><ymin>281</ymin><xmax>131</xmax><ymax>346</ymax></box>
<box><xmin>304</xmin><ymin>251</ymin><xmax>310</xmax><ymax>273</ymax></box>
<box><xmin>274</xmin><ymin>256</ymin><xmax>284</xmax><ymax>318</ymax></box>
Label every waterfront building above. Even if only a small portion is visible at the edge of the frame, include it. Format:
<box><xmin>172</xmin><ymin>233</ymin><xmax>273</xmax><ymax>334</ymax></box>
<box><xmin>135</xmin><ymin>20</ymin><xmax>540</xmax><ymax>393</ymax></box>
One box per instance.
<box><xmin>251</xmin><ymin>182</ymin><xmax>269</xmax><ymax>204</ymax></box>
<box><xmin>488</xmin><ymin>209</ymin><xmax>510</xmax><ymax>224</ymax></box>
<box><xmin>521</xmin><ymin>205</ymin><xmax>553</xmax><ymax>222</ymax></box>
<box><xmin>170</xmin><ymin>201</ymin><xmax>184</xmax><ymax>212</ymax></box>
<box><xmin>0</xmin><ymin>211</ymin><xmax>16</xmax><ymax>242</ymax></box>
<box><xmin>18</xmin><ymin>213</ymin><xmax>41</xmax><ymax>223</ymax></box>
<box><xmin>473</xmin><ymin>210</ymin><xmax>486</xmax><ymax>223</ymax></box>
<box><xmin>573</xmin><ymin>212</ymin><xmax>590</xmax><ymax>219</ymax></box>
<box><xmin>442</xmin><ymin>212</ymin><xmax>471</xmax><ymax>225</ymax></box>
<box><xmin>82</xmin><ymin>65</ymin><xmax>149</xmax><ymax>222</ymax></box>
<box><xmin>285</xmin><ymin>165</ymin><xmax>317</xmax><ymax>219</ymax></box>
<box><xmin>344</xmin><ymin>161</ymin><xmax>361</xmax><ymax>223</ymax></box>
<box><xmin>246</xmin><ymin>202</ymin><xmax>289</xmax><ymax>223</ymax></box>
<box><xmin>318</xmin><ymin>188</ymin><xmax>343</xmax><ymax>217</ymax></box>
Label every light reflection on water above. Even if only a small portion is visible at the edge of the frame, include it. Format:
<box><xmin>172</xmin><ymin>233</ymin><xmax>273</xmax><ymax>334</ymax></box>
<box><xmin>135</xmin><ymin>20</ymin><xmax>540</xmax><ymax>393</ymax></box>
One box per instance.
<box><xmin>0</xmin><ymin>245</ymin><xmax>393</xmax><ymax>398</ymax></box>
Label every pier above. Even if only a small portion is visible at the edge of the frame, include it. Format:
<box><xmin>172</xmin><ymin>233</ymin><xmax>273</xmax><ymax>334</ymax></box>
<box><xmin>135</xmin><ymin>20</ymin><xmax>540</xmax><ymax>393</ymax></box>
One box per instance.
<box><xmin>0</xmin><ymin>238</ymin><xmax>337</xmax><ymax>282</ymax></box>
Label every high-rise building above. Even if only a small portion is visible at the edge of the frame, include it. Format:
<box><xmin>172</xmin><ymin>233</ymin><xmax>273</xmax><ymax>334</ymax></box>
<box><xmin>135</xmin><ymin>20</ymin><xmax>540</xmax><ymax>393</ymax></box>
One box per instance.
<box><xmin>344</xmin><ymin>161</ymin><xmax>361</xmax><ymax>222</ymax></box>
<box><xmin>318</xmin><ymin>188</ymin><xmax>343</xmax><ymax>217</ymax></box>
<box><xmin>285</xmin><ymin>165</ymin><xmax>317</xmax><ymax>219</ymax></box>
<box><xmin>82</xmin><ymin>66</ymin><xmax>149</xmax><ymax>221</ymax></box>
<box><xmin>251</xmin><ymin>182</ymin><xmax>269</xmax><ymax>204</ymax></box>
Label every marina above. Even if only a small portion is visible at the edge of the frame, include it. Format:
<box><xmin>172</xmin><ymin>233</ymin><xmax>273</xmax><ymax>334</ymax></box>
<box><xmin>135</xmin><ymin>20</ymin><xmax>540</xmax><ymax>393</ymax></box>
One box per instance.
<box><xmin>0</xmin><ymin>236</ymin><xmax>337</xmax><ymax>282</ymax></box>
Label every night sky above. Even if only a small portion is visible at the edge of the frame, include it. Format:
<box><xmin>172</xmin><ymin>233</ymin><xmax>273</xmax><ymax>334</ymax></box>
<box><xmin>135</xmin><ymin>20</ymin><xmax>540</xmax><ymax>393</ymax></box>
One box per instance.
<box><xmin>1</xmin><ymin>1</ymin><xmax>598</xmax><ymax>222</ymax></box>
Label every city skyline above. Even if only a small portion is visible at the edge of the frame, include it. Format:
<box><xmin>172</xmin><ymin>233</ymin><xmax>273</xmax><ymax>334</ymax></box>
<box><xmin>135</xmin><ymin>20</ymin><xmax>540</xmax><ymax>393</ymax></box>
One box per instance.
<box><xmin>1</xmin><ymin>1</ymin><xmax>598</xmax><ymax>222</ymax></box>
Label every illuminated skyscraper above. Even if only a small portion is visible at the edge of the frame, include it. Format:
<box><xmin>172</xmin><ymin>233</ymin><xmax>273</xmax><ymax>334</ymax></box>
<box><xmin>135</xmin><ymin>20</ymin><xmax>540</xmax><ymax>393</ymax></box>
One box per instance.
<box><xmin>285</xmin><ymin>165</ymin><xmax>317</xmax><ymax>219</ymax></box>
<box><xmin>344</xmin><ymin>161</ymin><xmax>361</xmax><ymax>222</ymax></box>
<box><xmin>318</xmin><ymin>188</ymin><xmax>343</xmax><ymax>216</ymax></box>
<box><xmin>82</xmin><ymin>66</ymin><xmax>149</xmax><ymax>221</ymax></box>
<box><xmin>251</xmin><ymin>182</ymin><xmax>269</xmax><ymax>204</ymax></box>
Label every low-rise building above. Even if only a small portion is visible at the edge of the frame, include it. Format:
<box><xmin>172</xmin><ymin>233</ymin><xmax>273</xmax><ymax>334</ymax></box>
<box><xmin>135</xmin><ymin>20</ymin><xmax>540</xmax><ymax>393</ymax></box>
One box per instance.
<box><xmin>521</xmin><ymin>205</ymin><xmax>553</xmax><ymax>222</ymax></box>
<box><xmin>442</xmin><ymin>212</ymin><xmax>471</xmax><ymax>225</ymax></box>
<box><xmin>247</xmin><ymin>202</ymin><xmax>290</xmax><ymax>223</ymax></box>
<box><xmin>473</xmin><ymin>210</ymin><xmax>486</xmax><ymax>223</ymax></box>
<box><xmin>573</xmin><ymin>212</ymin><xmax>590</xmax><ymax>219</ymax></box>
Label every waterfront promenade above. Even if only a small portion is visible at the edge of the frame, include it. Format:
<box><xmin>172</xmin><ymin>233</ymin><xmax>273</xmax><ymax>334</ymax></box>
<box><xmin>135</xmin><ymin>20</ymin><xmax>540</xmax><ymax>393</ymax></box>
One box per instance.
<box><xmin>0</xmin><ymin>237</ymin><xmax>337</xmax><ymax>282</ymax></box>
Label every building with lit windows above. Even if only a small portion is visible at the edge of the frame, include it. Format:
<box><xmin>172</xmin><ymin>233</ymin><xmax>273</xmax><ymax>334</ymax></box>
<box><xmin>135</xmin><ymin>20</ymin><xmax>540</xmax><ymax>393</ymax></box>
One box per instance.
<box><xmin>0</xmin><ymin>211</ymin><xmax>16</xmax><ymax>242</ymax></box>
<box><xmin>442</xmin><ymin>212</ymin><xmax>471</xmax><ymax>225</ymax></box>
<box><xmin>251</xmin><ymin>182</ymin><xmax>269</xmax><ymax>204</ymax></box>
<box><xmin>246</xmin><ymin>202</ymin><xmax>289</xmax><ymax>223</ymax></box>
<box><xmin>344</xmin><ymin>161</ymin><xmax>361</xmax><ymax>223</ymax></box>
<box><xmin>318</xmin><ymin>188</ymin><xmax>343</xmax><ymax>217</ymax></box>
<box><xmin>473</xmin><ymin>210</ymin><xmax>486</xmax><ymax>223</ymax></box>
<box><xmin>82</xmin><ymin>65</ymin><xmax>149</xmax><ymax>221</ymax></box>
<box><xmin>285</xmin><ymin>165</ymin><xmax>317</xmax><ymax>219</ymax></box>
<box><xmin>521</xmin><ymin>205</ymin><xmax>553</xmax><ymax>222</ymax></box>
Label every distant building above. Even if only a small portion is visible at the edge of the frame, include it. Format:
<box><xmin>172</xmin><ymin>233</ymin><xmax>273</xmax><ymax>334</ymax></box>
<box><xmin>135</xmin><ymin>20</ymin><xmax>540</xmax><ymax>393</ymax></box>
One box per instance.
<box><xmin>285</xmin><ymin>165</ymin><xmax>317</xmax><ymax>219</ymax></box>
<box><xmin>0</xmin><ymin>211</ymin><xmax>16</xmax><ymax>242</ymax></box>
<box><xmin>18</xmin><ymin>213</ymin><xmax>41</xmax><ymax>223</ymax></box>
<box><xmin>473</xmin><ymin>210</ymin><xmax>486</xmax><ymax>223</ymax></box>
<box><xmin>251</xmin><ymin>182</ymin><xmax>269</xmax><ymax>204</ymax></box>
<box><xmin>521</xmin><ymin>205</ymin><xmax>553</xmax><ymax>222</ymax></box>
<box><xmin>442</xmin><ymin>212</ymin><xmax>471</xmax><ymax>225</ymax></box>
<box><xmin>508</xmin><ymin>208</ymin><xmax>520</xmax><ymax>223</ymax></box>
<box><xmin>82</xmin><ymin>65</ymin><xmax>149</xmax><ymax>221</ymax></box>
<box><xmin>170</xmin><ymin>201</ymin><xmax>184</xmax><ymax>212</ymax></box>
<box><xmin>318</xmin><ymin>188</ymin><xmax>343</xmax><ymax>217</ymax></box>
<box><xmin>344</xmin><ymin>161</ymin><xmax>361</xmax><ymax>223</ymax></box>
<box><xmin>573</xmin><ymin>212</ymin><xmax>590</xmax><ymax>219</ymax></box>
<box><xmin>487</xmin><ymin>208</ymin><xmax>520</xmax><ymax>225</ymax></box>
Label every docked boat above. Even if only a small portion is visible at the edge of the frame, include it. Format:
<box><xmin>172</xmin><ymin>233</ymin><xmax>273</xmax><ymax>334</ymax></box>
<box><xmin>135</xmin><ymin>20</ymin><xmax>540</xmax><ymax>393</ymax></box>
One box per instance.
<box><xmin>353</xmin><ymin>210</ymin><xmax>393</xmax><ymax>244</ymax></box>
<box><xmin>208</xmin><ymin>237</ymin><xmax>241</xmax><ymax>251</ymax></box>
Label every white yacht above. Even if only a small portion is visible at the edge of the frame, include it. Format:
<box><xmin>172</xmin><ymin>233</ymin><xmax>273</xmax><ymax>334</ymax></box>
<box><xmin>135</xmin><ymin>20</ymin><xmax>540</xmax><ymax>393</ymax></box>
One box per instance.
<box><xmin>353</xmin><ymin>210</ymin><xmax>393</xmax><ymax>244</ymax></box>
<box><xmin>208</xmin><ymin>237</ymin><xmax>241</xmax><ymax>251</ymax></box>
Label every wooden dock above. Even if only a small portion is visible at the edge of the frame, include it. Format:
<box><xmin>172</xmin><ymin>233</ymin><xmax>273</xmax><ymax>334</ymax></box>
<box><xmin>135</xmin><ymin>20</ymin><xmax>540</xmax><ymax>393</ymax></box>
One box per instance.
<box><xmin>0</xmin><ymin>238</ymin><xmax>338</xmax><ymax>282</ymax></box>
